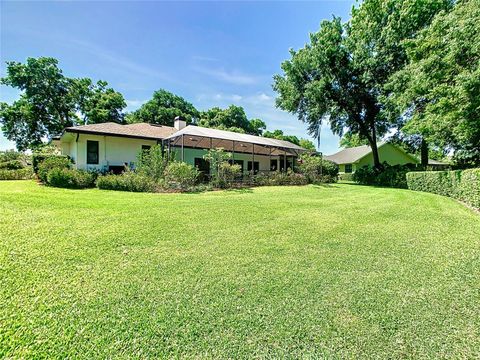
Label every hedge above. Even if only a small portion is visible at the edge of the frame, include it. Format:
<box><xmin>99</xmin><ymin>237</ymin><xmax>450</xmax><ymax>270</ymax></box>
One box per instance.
<box><xmin>406</xmin><ymin>168</ymin><xmax>480</xmax><ymax>209</ymax></box>
<box><xmin>0</xmin><ymin>168</ymin><xmax>34</xmax><ymax>180</ymax></box>
<box><xmin>32</xmin><ymin>154</ymin><xmax>70</xmax><ymax>174</ymax></box>
<box><xmin>46</xmin><ymin>168</ymin><xmax>96</xmax><ymax>189</ymax></box>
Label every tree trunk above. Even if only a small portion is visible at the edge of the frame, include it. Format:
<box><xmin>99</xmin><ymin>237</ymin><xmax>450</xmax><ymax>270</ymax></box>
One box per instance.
<box><xmin>370</xmin><ymin>139</ymin><xmax>381</xmax><ymax>169</ymax></box>
<box><xmin>420</xmin><ymin>138</ymin><xmax>428</xmax><ymax>167</ymax></box>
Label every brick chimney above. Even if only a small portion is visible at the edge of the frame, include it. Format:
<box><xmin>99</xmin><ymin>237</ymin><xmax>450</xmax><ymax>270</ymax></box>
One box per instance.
<box><xmin>174</xmin><ymin>116</ymin><xmax>187</xmax><ymax>130</ymax></box>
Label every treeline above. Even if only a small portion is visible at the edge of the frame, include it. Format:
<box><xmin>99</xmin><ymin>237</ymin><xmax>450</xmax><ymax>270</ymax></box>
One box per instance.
<box><xmin>274</xmin><ymin>0</ymin><xmax>479</xmax><ymax>167</ymax></box>
<box><xmin>0</xmin><ymin>58</ymin><xmax>315</xmax><ymax>151</ymax></box>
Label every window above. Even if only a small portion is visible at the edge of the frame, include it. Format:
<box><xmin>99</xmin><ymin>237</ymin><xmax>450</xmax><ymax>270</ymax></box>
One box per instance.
<box><xmin>345</xmin><ymin>164</ymin><xmax>353</xmax><ymax>173</ymax></box>
<box><xmin>247</xmin><ymin>161</ymin><xmax>259</xmax><ymax>174</ymax></box>
<box><xmin>142</xmin><ymin>145</ymin><xmax>151</xmax><ymax>151</ymax></box>
<box><xmin>270</xmin><ymin>159</ymin><xmax>278</xmax><ymax>171</ymax></box>
<box><xmin>87</xmin><ymin>140</ymin><xmax>99</xmax><ymax>164</ymax></box>
<box><xmin>278</xmin><ymin>156</ymin><xmax>292</xmax><ymax>171</ymax></box>
<box><xmin>228</xmin><ymin>159</ymin><xmax>244</xmax><ymax>173</ymax></box>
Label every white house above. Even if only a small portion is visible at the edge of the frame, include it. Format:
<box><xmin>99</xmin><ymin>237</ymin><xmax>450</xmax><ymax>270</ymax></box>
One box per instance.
<box><xmin>53</xmin><ymin>117</ymin><xmax>306</xmax><ymax>174</ymax></box>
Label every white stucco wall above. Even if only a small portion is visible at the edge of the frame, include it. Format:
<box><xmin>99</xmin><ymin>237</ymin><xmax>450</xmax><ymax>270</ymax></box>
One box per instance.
<box><xmin>58</xmin><ymin>134</ymin><xmax>158</xmax><ymax>170</ymax></box>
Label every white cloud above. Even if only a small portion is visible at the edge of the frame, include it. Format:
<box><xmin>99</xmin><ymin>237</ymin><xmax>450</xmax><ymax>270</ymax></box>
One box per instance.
<box><xmin>70</xmin><ymin>39</ymin><xmax>171</xmax><ymax>81</ymax></box>
<box><xmin>193</xmin><ymin>66</ymin><xmax>258</xmax><ymax>85</ymax></box>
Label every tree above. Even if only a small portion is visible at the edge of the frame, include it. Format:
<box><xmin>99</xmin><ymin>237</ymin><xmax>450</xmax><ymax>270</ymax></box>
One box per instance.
<box><xmin>263</xmin><ymin>129</ymin><xmax>300</xmax><ymax>146</ymax></box>
<box><xmin>72</xmin><ymin>79</ymin><xmax>126</xmax><ymax>125</ymax></box>
<box><xmin>387</xmin><ymin>0</ymin><xmax>480</xmax><ymax>166</ymax></box>
<box><xmin>339</xmin><ymin>133</ymin><xmax>370</xmax><ymax>148</ymax></box>
<box><xmin>273</xmin><ymin>0</ymin><xmax>451</xmax><ymax>169</ymax></box>
<box><xmin>126</xmin><ymin>89</ymin><xmax>199</xmax><ymax>126</ymax></box>
<box><xmin>248</xmin><ymin>118</ymin><xmax>267</xmax><ymax>136</ymax></box>
<box><xmin>0</xmin><ymin>57</ymin><xmax>126</xmax><ymax>151</ymax></box>
<box><xmin>299</xmin><ymin>138</ymin><xmax>316</xmax><ymax>151</ymax></box>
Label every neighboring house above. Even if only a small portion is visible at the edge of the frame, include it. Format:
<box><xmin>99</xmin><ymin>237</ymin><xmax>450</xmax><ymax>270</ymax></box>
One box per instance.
<box><xmin>324</xmin><ymin>142</ymin><xmax>446</xmax><ymax>174</ymax></box>
<box><xmin>53</xmin><ymin>117</ymin><xmax>306</xmax><ymax>175</ymax></box>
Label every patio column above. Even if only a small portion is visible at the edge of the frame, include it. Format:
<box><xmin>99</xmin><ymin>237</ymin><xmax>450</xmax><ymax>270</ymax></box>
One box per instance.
<box><xmin>269</xmin><ymin>147</ymin><xmax>272</xmax><ymax>171</ymax></box>
<box><xmin>284</xmin><ymin>148</ymin><xmax>287</xmax><ymax>172</ymax></box>
<box><xmin>252</xmin><ymin>144</ymin><xmax>255</xmax><ymax>174</ymax></box>
<box><xmin>232</xmin><ymin>140</ymin><xmax>235</xmax><ymax>162</ymax></box>
<box><xmin>181</xmin><ymin>134</ymin><xmax>185</xmax><ymax>162</ymax></box>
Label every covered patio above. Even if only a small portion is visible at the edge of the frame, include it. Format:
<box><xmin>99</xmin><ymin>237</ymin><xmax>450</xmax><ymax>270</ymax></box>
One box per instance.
<box><xmin>163</xmin><ymin>125</ymin><xmax>307</xmax><ymax>173</ymax></box>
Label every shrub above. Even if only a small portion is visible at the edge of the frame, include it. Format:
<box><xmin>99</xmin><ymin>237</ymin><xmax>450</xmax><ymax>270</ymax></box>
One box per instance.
<box><xmin>0</xmin><ymin>160</ymin><xmax>24</xmax><ymax>170</ymax></box>
<box><xmin>338</xmin><ymin>173</ymin><xmax>353</xmax><ymax>181</ymax></box>
<box><xmin>0</xmin><ymin>168</ymin><xmax>34</xmax><ymax>180</ymax></box>
<box><xmin>96</xmin><ymin>172</ymin><xmax>158</xmax><ymax>192</ymax></box>
<box><xmin>37</xmin><ymin>156</ymin><xmax>72</xmax><ymax>183</ymax></box>
<box><xmin>252</xmin><ymin>170</ymin><xmax>308</xmax><ymax>186</ymax></box>
<box><xmin>32</xmin><ymin>145</ymin><xmax>64</xmax><ymax>173</ymax></box>
<box><xmin>136</xmin><ymin>145</ymin><xmax>172</xmax><ymax>181</ymax></box>
<box><xmin>353</xmin><ymin>163</ymin><xmax>418</xmax><ymax>188</ymax></box>
<box><xmin>212</xmin><ymin>162</ymin><xmax>242</xmax><ymax>188</ymax></box>
<box><xmin>164</xmin><ymin>162</ymin><xmax>199</xmax><ymax>190</ymax></box>
<box><xmin>298</xmin><ymin>155</ymin><xmax>338</xmax><ymax>183</ymax></box>
<box><xmin>46</xmin><ymin>168</ymin><xmax>96</xmax><ymax>189</ymax></box>
<box><xmin>407</xmin><ymin>168</ymin><xmax>479</xmax><ymax>209</ymax></box>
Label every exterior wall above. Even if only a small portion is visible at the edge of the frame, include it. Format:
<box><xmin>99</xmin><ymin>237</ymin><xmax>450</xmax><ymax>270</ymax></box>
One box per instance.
<box><xmin>356</xmin><ymin>143</ymin><xmax>418</xmax><ymax>169</ymax></box>
<box><xmin>57</xmin><ymin>135</ymin><xmax>294</xmax><ymax>174</ymax></box>
<box><xmin>337</xmin><ymin>144</ymin><xmax>418</xmax><ymax>173</ymax></box>
<box><xmin>173</xmin><ymin>147</ymin><xmax>286</xmax><ymax>174</ymax></box>
<box><xmin>59</xmin><ymin>134</ymin><xmax>158</xmax><ymax>170</ymax></box>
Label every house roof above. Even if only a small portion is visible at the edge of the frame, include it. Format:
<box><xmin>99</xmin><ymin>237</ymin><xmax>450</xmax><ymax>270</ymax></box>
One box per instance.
<box><xmin>164</xmin><ymin>125</ymin><xmax>306</xmax><ymax>152</ymax></box>
<box><xmin>324</xmin><ymin>142</ymin><xmax>447</xmax><ymax>165</ymax></box>
<box><xmin>64</xmin><ymin>122</ymin><xmax>177</xmax><ymax>140</ymax></box>
<box><xmin>324</xmin><ymin>142</ymin><xmax>387</xmax><ymax>164</ymax></box>
<box><xmin>428</xmin><ymin>159</ymin><xmax>448</xmax><ymax>165</ymax></box>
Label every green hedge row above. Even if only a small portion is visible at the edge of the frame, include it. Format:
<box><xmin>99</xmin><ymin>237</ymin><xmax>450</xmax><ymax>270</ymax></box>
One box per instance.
<box><xmin>406</xmin><ymin>168</ymin><xmax>480</xmax><ymax>209</ymax></box>
<box><xmin>0</xmin><ymin>168</ymin><xmax>34</xmax><ymax>180</ymax></box>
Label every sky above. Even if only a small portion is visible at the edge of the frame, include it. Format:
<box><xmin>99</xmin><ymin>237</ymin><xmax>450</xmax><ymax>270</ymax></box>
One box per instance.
<box><xmin>0</xmin><ymin>0</ymin><xmax>355</xmax><ymax>154</ymax></box>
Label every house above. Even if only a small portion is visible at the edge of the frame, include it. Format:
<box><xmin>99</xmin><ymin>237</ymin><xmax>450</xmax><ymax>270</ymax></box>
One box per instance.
<box><xmin>324</xmin><ymin>142</ymin><xmax>440</xmax><ymax>174</ymax></box>
<box><xmin>53</xmin><ymin>117</ymin><xmax>306</xmax><ymax>175</ymax></box>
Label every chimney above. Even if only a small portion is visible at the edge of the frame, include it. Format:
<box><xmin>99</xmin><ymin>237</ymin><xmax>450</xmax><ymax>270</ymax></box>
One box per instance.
<box><xmin>174</xmin><ymin>116</ymin><xmax>187</xmax><ymax>130</ymax></box>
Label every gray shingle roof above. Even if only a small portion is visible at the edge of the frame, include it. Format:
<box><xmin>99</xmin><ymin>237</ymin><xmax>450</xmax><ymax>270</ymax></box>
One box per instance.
<box><xmin>324</xmin><ymin>142</ymin><xmax>386</xmax><ymax>164</ymax></box>
<box><xmin>165</xmin><ymin>125</ymin><xmax>306</xmax><ymax>151</ymax></box>
<box><xmin>64</xmin><ymin>122</ymin><xmax>177</xmax><ymax>140</ymax></box>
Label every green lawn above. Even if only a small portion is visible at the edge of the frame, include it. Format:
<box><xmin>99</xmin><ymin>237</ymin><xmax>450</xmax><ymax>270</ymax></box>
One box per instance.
<box><xmin>1</xmin><ymin>181</ymin><xmax>479</xmax><ymax>358</ymax></box>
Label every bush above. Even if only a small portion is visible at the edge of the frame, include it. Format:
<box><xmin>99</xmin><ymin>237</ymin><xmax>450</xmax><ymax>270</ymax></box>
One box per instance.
<box><xmin>164</xmin><ymin>162</ymin><xmax>199</xmax><ymax>190</ymax></box>
<box><xmin>0</xmin><ymin>160</ymin><xmax>24</xmax><ymax>170</ymax></box>
<box><xmin>298</xmin><ymin>155</ymin><xmax>338</xmax><ymax>183</ymax></box>
<box><xmin>96</xmin><ymin>172</ymin><xmax>158</xmax><ymax>192</ymax></box>
<box><xmin>136</xmin><ymin>145</ymin><xmax>172</xmax><ymax>181</ymax></box>
<box><xmin>252</xmin><ymin>170</ymin><xmax>308</xmax><ymax>186</ymax></box>
<box><xmin>0</xmin><ymin>168</ymin><xmax>34</xmax><ymax>180</ymax></box>
<box><xmin>353</xmin><ymin>163</ymin><xmax>418</xmax><ymax>188</ymax></box>
<box><xmin>407</xmin><ymin>168</ymin><xmax>480</xmax><ymax>208</ymax></box>
<box><xmin>338</xmin><ymin>173</ymin><xmax>353</xmax><ymax>181</ymax></box>
<box><xmin>37</xmin><ymin>156</ymin><xmax>72</xmax><ymax>183</ymax></box>
<box><xmin>46</xmin><ymin>168</ymin><xmax>96</xmax><ymax>189</ymax></box>
<box><xmin>212</xmin><ymin>162</ymin><xmax>242</xmax><ymax>188</ymax></box>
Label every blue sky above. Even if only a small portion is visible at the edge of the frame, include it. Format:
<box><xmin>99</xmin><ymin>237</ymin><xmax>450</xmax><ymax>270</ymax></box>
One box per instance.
<box><xmin>1</xmin><ymin>0</ymin><xmax>354</xmax><ymax>154</ymax></box>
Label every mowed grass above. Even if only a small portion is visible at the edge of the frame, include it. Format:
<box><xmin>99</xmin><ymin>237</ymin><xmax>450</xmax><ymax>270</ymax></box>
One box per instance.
<box><xmin>1</xmin><ymin>181</ymin><xmax>479</xmax><ymax>358</ymax></box>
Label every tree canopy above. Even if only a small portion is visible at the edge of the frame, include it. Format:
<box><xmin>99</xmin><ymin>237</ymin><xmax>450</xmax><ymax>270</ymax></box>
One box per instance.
<box><xmin>198</xmin><ymin>105</ymin><xmax>267</xmax><ymax>135</ymax></box>
<box><xmin>273</xmin><ymin>0</ymin><xmax>452</xmax><ymax>168</ymax></box>
<box><xmin>387</xmin><ymin>0</ymin><xmax>480</xmax><ymax>166</ymax></box>
<box><xmin>339</xmin><ymin>133</ymin><xmax>370</xmax><ymax>148</ymax></box>
<box><xmin>126</xmin><ymin>89</ymin><xmax>199</xmax><ymax>126</ymax></box>
<box><xmin>0</xmin><ymin>57</ymin><xmax>126</xmax><ymax>150</ymax></box>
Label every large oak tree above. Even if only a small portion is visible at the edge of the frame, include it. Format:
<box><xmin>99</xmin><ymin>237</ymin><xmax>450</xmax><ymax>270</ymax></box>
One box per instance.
<box><xmin>273</xmin><ymin>0</ymin><xmax>452</xmax><ymax>168</ymax></box>
<box><xmin>0</xmin><ymin>57</ymin><xmax>126</xmax><ymax>150</ymax></box>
